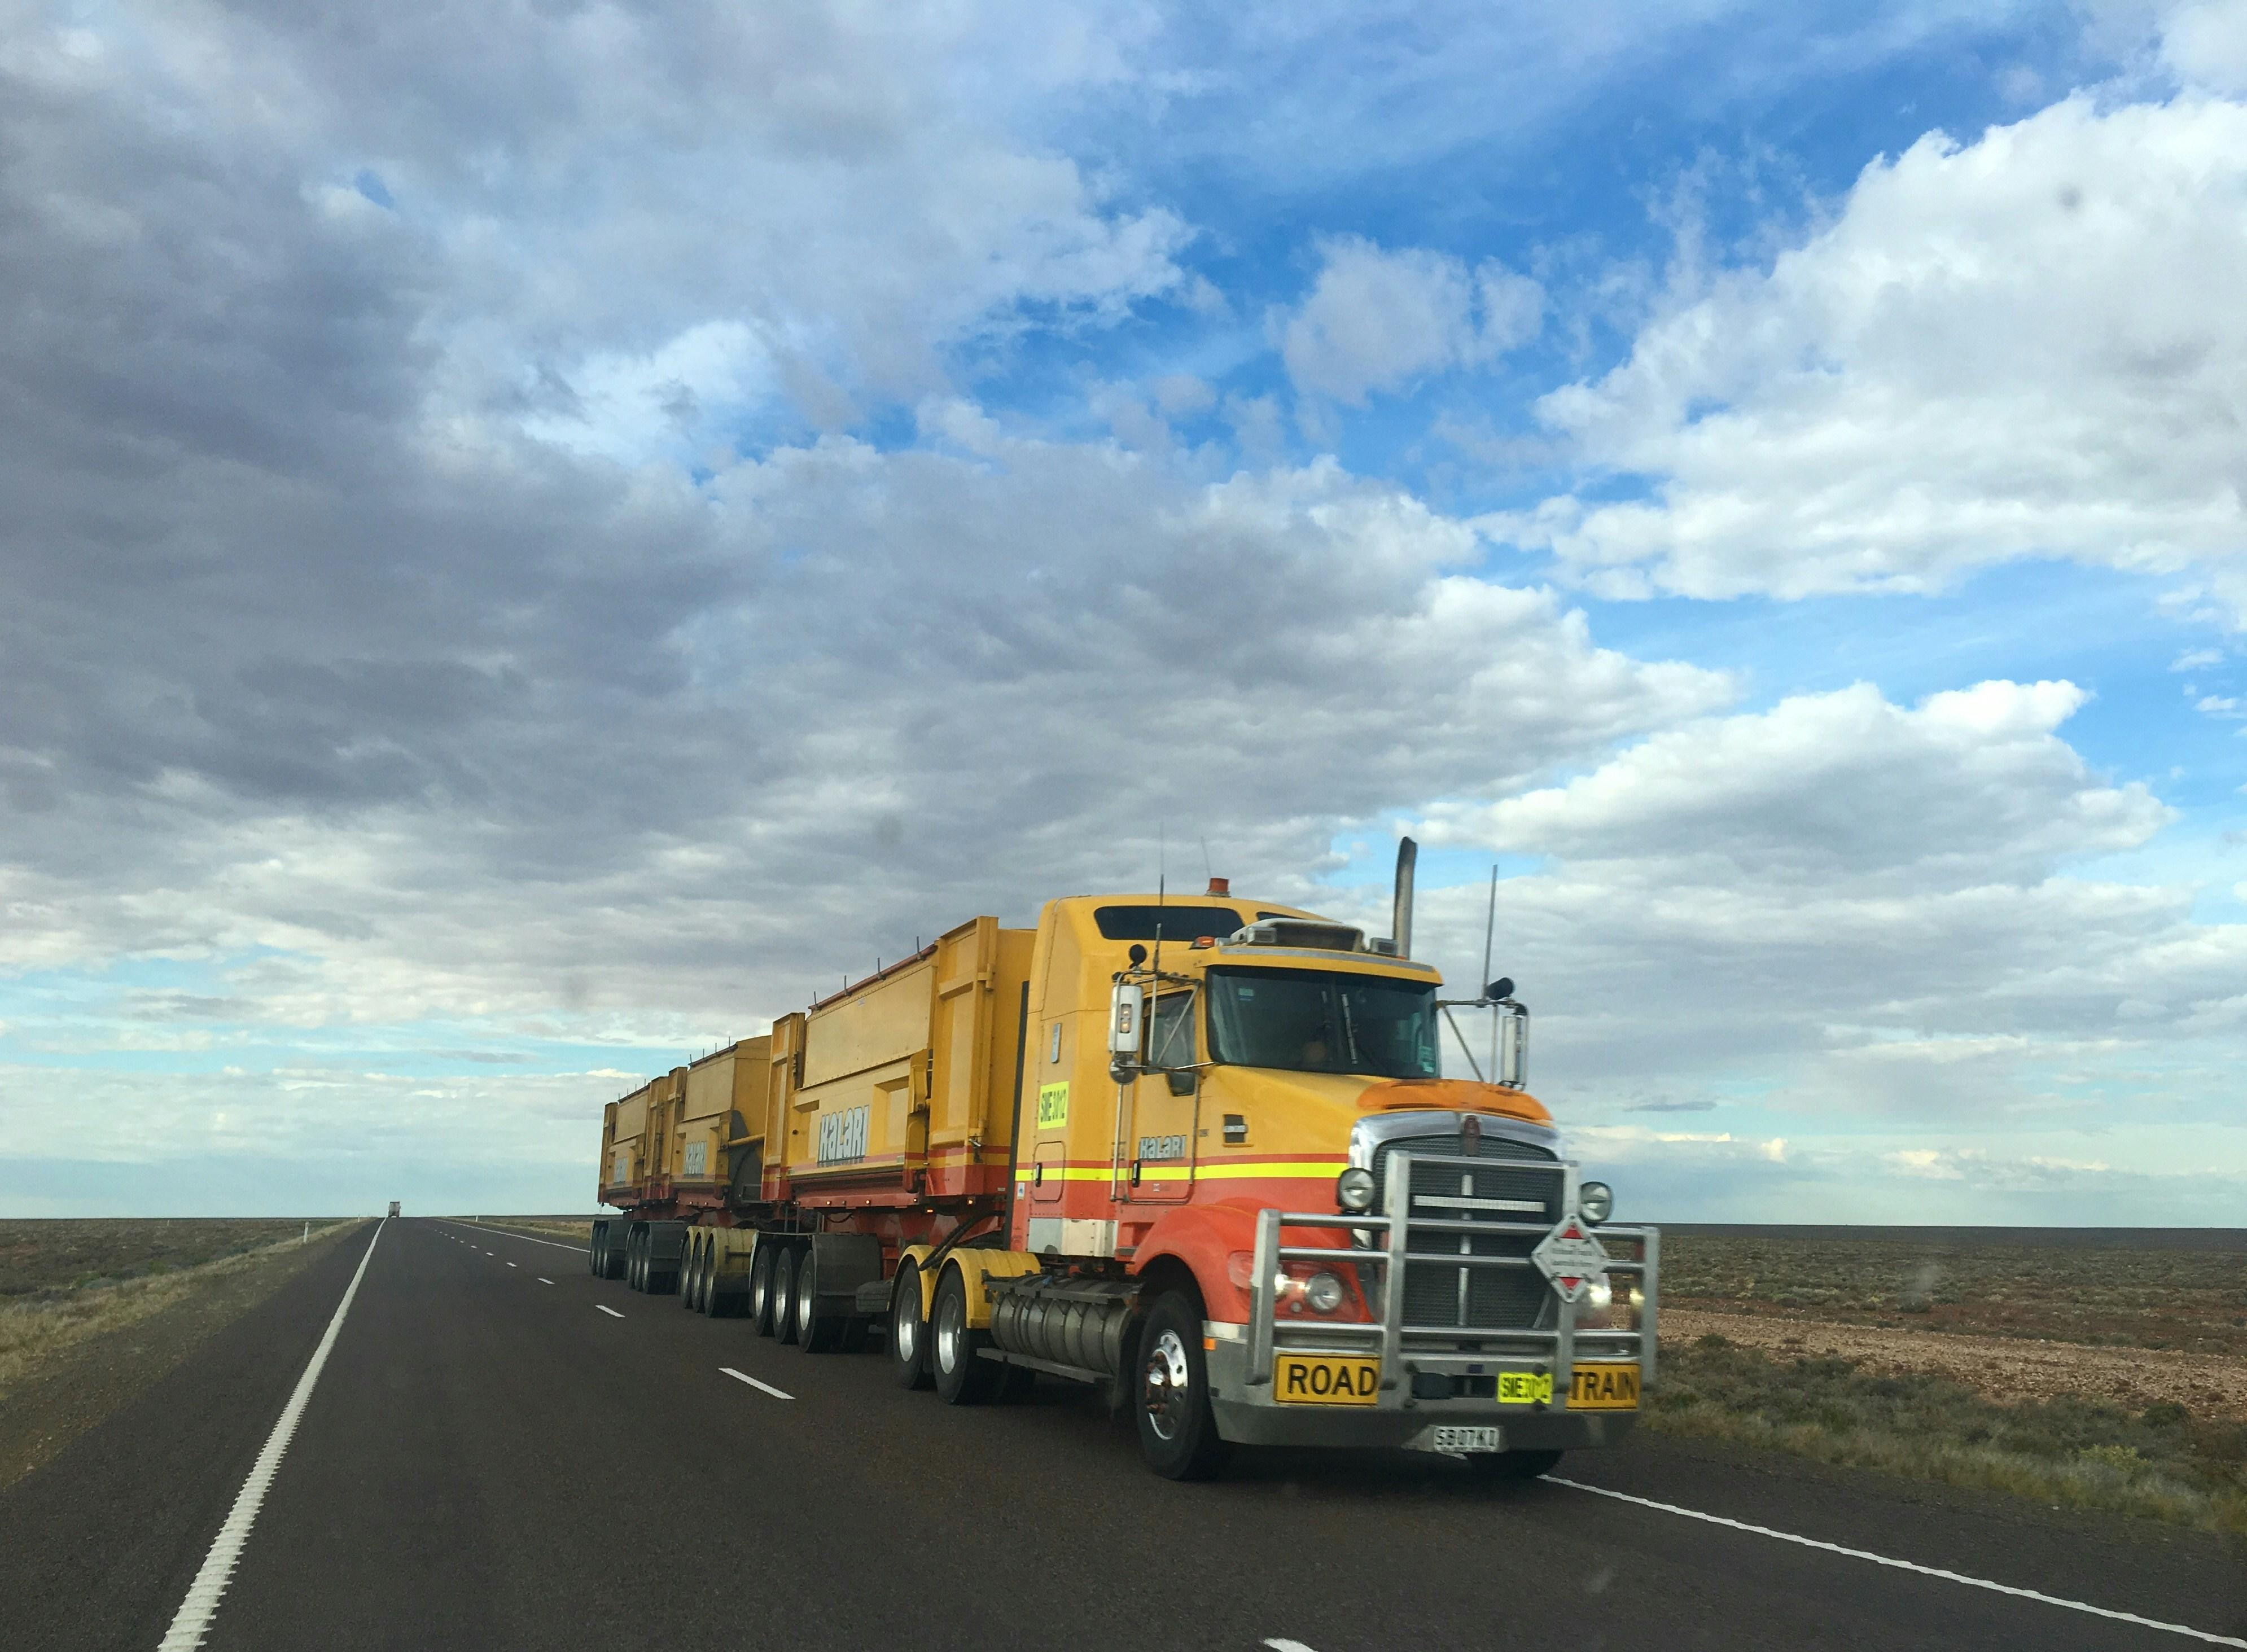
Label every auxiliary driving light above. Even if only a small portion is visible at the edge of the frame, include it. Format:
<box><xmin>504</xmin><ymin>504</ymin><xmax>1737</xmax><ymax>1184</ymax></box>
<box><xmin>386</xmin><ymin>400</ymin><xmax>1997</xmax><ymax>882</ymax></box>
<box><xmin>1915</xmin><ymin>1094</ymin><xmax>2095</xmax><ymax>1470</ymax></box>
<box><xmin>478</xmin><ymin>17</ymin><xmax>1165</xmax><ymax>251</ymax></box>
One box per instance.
<box><xmin>1335</xmin><ymin>1166</ymin><xmax>1376</xmax><ymax>1212</ymax></box>
<box><xmin>1305</xmin><ymin>1271</ymin><xmax>1347</xmax><ymax>1314</ymax></box>
<box><xmin>1578</xmin><ymin>1181</ymin><xmax>1614</xmax><ymax>1223</ymax></box>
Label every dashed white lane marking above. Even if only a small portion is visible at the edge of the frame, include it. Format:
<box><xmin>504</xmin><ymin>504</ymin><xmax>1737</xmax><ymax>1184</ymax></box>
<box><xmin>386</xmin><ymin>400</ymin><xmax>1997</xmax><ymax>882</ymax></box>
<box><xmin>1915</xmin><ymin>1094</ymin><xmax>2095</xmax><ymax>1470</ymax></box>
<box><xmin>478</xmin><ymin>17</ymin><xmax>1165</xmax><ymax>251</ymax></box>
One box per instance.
<box><xmin>1263</xmin><ymin>1641</ymin><xmax>1319</xmax><ymax>1651</ymax></box>
<box><xmin>537</xmin><ymin>1278</ymin><xmax>554</xmax><ymax>1285</ymax></box>
<box><xmin>157</xmin><ymin>1219</ymin><xmax>385</xmax><ymax>1651</ymax></box>
<box><xmin>1550</xmin><ymin>1478</ymin><xmax>2247</xmax><ymax>1648</ymax></box>
<box><xmin>438</xmin><ymin>1220</ymin><xmax>589</xmax><ymax>1254</ymax></box>
<box><xmin>721</xmin><ymin>1368</ymin><xmax>795</xmax><ymax>1401</ymax></box>
<box><xmin>596</xmin><ymin>1305</ymin><xmax>625</xmax><ymax>1319</ymax></box>
<box><xmin>506</xmin><ymin>1261</ymin><xmax>517</xmax><ymax>1268</ymax></box>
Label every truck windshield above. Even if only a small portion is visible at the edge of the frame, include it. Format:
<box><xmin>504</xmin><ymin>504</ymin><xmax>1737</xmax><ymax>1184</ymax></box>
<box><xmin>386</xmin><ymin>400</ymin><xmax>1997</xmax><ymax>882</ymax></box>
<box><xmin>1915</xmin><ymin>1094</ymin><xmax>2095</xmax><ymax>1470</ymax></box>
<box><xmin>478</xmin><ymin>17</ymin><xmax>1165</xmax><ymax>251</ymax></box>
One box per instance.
<box><xmin>1205</xmin><ymin>967</ymin><xmax>1439</xmax><ymax>1079</ymax></box>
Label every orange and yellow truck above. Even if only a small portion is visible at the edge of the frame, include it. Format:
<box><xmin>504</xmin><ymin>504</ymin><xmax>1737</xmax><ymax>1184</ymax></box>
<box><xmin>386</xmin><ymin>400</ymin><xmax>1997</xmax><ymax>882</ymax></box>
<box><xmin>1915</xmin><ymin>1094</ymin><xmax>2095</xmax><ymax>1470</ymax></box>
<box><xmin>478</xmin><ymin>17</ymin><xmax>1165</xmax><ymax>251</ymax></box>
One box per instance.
<box><xmin>593</xmin><ymin>842</ymin><xmax>1657</xmax><ymax>1479</ymax></box>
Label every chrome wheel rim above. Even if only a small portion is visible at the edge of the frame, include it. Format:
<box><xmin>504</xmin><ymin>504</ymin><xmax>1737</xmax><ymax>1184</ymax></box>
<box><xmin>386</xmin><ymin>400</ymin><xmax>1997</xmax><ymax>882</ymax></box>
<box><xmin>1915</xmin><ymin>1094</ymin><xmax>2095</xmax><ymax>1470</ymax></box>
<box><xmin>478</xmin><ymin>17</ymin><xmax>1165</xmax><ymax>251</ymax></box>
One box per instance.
<box><xmin>1143</xmin><ymin>1329</ymin><xmax>1192</xmax><ymax>1442</ymax></box>
<box><xmin>934</xmin><ymin>1289</ymin><xmax>963</xmax><ymax>1373</ymax></box>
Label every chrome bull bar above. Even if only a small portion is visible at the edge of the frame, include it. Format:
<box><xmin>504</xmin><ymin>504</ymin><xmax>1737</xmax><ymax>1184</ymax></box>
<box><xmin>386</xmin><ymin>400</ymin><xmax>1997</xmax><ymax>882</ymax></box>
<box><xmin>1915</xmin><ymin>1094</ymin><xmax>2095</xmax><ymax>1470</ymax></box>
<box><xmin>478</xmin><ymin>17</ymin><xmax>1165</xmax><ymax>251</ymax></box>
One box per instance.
<box><xmin>1245</xmin><ymin>1149</ymin><xmax>1659</xmax><ymax>1406</ymax></box>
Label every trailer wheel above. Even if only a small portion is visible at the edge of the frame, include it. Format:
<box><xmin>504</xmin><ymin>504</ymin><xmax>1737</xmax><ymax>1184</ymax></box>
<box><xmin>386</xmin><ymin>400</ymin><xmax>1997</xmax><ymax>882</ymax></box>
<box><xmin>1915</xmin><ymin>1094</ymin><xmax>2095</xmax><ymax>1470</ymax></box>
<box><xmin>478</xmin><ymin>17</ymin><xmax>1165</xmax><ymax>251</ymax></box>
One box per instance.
<box><xmin>601</xmin><ymin>1228</ymin><xmax>627</xmax><ymax>1281</ymax></box>
<box><xmin>699</xmin><ymin>1239</ymin><xmax>730</xmax><ymax>1317</ymax></box>
<box><xmin>625</xmin><ymin>1230</ymin><xmax>643</xmax><ymax>1291</ymax></box>
<box><xmin>687</xmin><ymin>1236</ymin><xmax>710</xmax><ymax>1312</ymax></box>
<box><xmin>930</xmin><ymin>1266</ymin><xmax>998</xmax><ymax>1405</ymax></box>
<box><xmin>1466</xmin><ymin>1449</ymin><xmax>1563</xmax><ymax>1480</ymax></box>
<box><xmin>749</xmin><ymin>1243</ymin><xmax>778</xmax><ymax>1335</ymax></box>
<box><xmin>771</xmin><ymin>1246</ymin><xmax>801</xmax><ymax>1346</ymax></box>
<box><xmin>1135</xmin><ymin>1290</ymin><xmax>1231</xmax><ymax>1480</ymax></box>
<box><xmin>890</xmin><ymin>1262</ymin><xmax>932</xmax><ymax>1390</ymax></box>
<box><xmin>589</xmin><ymin>1227</ymin><xmax>604</xmax><ymax>1276</ymax></box>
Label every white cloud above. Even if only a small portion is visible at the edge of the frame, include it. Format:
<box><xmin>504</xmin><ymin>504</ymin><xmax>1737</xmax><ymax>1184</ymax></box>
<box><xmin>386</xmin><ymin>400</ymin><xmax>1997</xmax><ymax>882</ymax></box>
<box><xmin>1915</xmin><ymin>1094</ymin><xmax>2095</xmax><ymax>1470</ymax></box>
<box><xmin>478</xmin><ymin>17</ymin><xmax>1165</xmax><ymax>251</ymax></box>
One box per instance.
<box><xmin>1409</xmin><ymin>678</ymin><xmax>2244</xmax><ymax>1133</ymax></box>
<box><xmin>1278</xmin><ymin>235</ymin><xmax>1543</xmax><ymax>405</ymax></box>
<box><xmin>2158</xmin><ymin>0</ymin><xmax>2247</xmax><ymax>92</ymax></box>
<box><xmin>1503</xmin><ymin>94</ymin><xmax>2247</xmax><ymax>617</ymax></box>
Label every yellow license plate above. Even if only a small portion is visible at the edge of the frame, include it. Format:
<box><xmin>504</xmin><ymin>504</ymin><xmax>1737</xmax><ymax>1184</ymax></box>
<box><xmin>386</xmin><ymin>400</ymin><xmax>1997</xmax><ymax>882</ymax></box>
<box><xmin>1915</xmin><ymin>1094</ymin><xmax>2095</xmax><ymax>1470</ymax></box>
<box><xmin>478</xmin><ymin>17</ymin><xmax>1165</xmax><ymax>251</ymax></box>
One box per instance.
<box><xmin>1497</xmin><ymin>1370</ymin><xmax>1552</xmax><ymax>1404</ymax></box>
<box><xmin>1274</xmin><ymin>1353</ymin><xmax>1381</xmax><ymax>1405</ymax></box>
<box><xmin>1569</xmin><ymin>1363</ymin><xmax>1641</xmax><ymax>1410</ymax></box>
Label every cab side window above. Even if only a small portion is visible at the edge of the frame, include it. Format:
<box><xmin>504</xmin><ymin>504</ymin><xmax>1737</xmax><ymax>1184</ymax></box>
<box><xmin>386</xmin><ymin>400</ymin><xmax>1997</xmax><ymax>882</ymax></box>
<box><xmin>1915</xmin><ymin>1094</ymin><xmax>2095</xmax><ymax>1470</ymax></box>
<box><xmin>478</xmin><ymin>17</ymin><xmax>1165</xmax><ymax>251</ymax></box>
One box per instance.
<box><xmin>1149</xmin><ymin>992</ymin><xmax>1196</xmax><ymax>1069</ymax></box>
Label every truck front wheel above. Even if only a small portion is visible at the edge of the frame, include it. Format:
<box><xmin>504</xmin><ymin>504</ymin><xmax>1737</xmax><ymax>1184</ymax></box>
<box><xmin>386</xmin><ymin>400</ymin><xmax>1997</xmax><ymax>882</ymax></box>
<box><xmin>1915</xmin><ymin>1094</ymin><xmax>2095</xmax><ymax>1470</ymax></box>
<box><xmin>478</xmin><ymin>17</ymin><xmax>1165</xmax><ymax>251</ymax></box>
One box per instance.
<box><xmin>1135</xmin><ymin>1290</ymin><xmax>1231</xmax><ymax>1480</ymax></box>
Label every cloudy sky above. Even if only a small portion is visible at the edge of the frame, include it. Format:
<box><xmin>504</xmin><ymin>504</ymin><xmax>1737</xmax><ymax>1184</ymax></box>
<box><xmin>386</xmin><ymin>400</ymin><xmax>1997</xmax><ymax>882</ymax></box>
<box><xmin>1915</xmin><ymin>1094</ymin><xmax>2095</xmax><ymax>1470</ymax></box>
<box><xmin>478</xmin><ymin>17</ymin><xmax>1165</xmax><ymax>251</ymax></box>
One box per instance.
<box><xmin>4</xmin><ymin>0</ymin><xmax>2243</xmax><ymax>1221</ymax></box>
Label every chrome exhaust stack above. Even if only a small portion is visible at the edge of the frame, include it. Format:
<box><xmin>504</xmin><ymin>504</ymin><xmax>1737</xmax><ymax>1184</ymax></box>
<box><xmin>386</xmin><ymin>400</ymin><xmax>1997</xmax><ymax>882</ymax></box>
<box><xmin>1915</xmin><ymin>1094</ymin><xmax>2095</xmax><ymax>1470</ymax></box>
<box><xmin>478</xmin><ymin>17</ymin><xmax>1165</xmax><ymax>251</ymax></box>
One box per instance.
<box><xmin>1391</xmin><ymin>835</ymin><xmax>1417</xmax><ymax>961</ymax></box>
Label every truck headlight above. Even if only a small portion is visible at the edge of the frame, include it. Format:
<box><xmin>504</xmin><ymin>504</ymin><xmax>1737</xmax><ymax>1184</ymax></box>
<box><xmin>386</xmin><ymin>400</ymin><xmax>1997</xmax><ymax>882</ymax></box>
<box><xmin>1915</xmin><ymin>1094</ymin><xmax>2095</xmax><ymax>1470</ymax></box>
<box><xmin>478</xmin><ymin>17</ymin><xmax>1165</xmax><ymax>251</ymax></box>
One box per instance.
<box><xmin>1305</xmin><ymin>1272</ymin><xmax>1346</xmax><ymax>1314</ymax></box>
<box><xmin>1579</xmin><ymin>1181</ymin><xmax>1613</xmax><ymax>1223</ymax></box>
<box><xmin>1335</xmin><ymin>1167</ymin><xmax>1376</xmax><ymax>1212</ymax></box>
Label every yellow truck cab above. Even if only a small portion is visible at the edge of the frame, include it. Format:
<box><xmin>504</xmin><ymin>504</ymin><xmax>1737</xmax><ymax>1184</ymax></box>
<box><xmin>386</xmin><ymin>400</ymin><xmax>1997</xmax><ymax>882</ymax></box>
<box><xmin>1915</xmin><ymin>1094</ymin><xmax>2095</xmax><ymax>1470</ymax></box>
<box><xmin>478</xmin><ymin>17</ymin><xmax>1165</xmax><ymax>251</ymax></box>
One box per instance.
<box><xmin>966</xmin><ymin>877</ymin><xmax>1655</xmax><ymax>1478</ymax></box>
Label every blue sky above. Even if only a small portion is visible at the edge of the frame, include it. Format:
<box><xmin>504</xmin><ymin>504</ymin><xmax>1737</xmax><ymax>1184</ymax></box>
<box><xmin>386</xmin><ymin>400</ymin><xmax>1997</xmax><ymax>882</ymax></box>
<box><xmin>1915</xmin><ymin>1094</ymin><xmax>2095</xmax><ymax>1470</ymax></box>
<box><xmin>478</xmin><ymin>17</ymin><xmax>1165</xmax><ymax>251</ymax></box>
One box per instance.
<box><xmin>0</xmin><ymin>0</ymin><xmax>2241</xmax><ymax>1220</ymax></box>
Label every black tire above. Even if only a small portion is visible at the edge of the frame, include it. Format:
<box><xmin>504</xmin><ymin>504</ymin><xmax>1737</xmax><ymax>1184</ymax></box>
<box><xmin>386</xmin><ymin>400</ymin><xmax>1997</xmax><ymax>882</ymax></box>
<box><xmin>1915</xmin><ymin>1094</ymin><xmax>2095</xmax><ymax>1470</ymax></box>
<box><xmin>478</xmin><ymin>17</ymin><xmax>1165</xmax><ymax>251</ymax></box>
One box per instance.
<box><xmin>626</xmin><ymin>1231</ymin><xmax>644</xmax><ymax>1292</ymax></box>
<box><xmin>891</xmin><ymin>1263</ymin><xmax>932</xmax><ymax>1390</ymax></box>
<box><xmin>699</xmin><ymin>1240</ymin><xmax>728</xmax><ymax>1317</ymax></box>
<box><xmin>589</xmin><ymin>1228</ymin><xmax>605</xmax><ymax>1276</ymax></box>
<box><xmin>795</xmin><ymin>1248</ymin><xmax>842</xmax><ymax>1353</ymax></box>
<box><xmin>750</xmin><ymin>1243</ymin><xmax>778</xmax><ymax>1335</ymax></box>
<box><xmin>771</xmin><ymin>1246</ymin><xmax>801</xmax><ymax>1346</ymax></box>
<box><xmin>1135</xmin><ymin>1289</ymin><xmax>1231</xmax><ymax>1480</ymax></box>
<box><xmin>930</xmin><ymin>1266</ymin><xmax>998</xmax><ymax>1405</ymax></box>
<box><xmin>1467</xmin><ymin>1449</ymin><xmax>1563</xmax><ymax>1480</ymax></box>
<box><xmin>678</xmin><ymin>1237</ymin><xmax>700</xmax><ymax>1310</ymax></box>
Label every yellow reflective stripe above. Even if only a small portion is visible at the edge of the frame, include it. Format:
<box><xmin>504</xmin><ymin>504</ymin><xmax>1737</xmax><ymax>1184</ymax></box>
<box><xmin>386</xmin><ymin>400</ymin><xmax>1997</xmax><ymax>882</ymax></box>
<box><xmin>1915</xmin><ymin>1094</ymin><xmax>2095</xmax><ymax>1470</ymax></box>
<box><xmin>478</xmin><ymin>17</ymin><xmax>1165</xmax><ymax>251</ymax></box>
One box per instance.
<box><xmin>1185</xmin><ymin>1161</ymin><xmax>1346</xmax><ymax>1179</ymax></box>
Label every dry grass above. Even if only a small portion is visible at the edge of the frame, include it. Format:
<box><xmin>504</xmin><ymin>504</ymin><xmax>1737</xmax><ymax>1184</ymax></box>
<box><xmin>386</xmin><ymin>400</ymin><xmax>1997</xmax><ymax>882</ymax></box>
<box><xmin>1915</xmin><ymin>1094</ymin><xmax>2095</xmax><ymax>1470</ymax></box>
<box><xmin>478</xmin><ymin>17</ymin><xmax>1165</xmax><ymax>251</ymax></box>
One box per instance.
<box><xmin>1648</xmin><ymin>1336</ymin><xmax>2247</xmax><ymax>1536</ymax></box>
<box><xmin>1648</xmin><ymin>1230</ymin><xmax>2247</xmax><ymax>1535</ymax></box>
<box><xmin>0</xmin><ymin>1219</ymin><xmax>354</xmax><ymax>1397</ymax></box>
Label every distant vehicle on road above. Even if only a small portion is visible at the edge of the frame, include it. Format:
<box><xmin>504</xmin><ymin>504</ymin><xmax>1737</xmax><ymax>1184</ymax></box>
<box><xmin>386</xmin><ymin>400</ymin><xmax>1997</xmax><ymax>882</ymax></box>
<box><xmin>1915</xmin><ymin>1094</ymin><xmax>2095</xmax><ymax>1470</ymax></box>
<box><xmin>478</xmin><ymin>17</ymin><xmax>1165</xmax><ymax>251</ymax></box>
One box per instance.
<box><xmin>387</xmin><ymin>1201</ymin><xmax>401</xmax><ymax>1218</ymax></box>
<box><xmin>591</xmin><ymin>840</ymin><xmax>1655</xmax><ymax>1480</ymax></box>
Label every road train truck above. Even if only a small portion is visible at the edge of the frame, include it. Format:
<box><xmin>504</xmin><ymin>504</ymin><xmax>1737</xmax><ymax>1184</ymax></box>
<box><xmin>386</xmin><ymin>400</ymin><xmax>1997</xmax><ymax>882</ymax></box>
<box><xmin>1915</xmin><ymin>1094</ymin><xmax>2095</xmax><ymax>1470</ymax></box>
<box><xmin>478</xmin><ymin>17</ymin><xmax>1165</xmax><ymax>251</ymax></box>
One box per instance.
<box><xmin>592</xmin><ymin>843</ymin><xmax>1657</xmax><ymax>1479</ymax></box>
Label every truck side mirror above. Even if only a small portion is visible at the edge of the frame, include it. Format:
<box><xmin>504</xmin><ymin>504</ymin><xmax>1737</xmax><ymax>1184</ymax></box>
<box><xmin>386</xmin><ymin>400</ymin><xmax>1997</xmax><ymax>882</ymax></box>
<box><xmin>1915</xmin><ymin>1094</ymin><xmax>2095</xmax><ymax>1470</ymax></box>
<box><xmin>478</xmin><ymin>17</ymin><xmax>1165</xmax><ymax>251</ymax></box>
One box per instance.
<box><xmin>1108</xmin><ymin>981</ymin><xmax>1144</xmax><ymax>1057</ymax></box>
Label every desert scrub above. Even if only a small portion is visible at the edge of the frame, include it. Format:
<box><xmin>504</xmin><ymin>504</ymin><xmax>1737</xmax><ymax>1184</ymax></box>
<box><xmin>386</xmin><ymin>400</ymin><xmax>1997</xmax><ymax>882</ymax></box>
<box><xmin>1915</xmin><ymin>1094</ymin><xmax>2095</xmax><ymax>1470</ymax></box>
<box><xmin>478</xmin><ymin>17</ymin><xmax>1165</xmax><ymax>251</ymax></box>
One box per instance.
<box><xmin>1649</xmin><ymin>1335</ymin><xmax>2247</xmax><ymax>1536</ymax></box>
<box><xmin>0</xmin><ymin>1220</ymin><xmax>355</xmax><ymax>1396</ymax></box>
<box><xmin>1662</xmin><ymin>1234</ymin><xmax>2247</xmax><ymax>1357</ymax></box>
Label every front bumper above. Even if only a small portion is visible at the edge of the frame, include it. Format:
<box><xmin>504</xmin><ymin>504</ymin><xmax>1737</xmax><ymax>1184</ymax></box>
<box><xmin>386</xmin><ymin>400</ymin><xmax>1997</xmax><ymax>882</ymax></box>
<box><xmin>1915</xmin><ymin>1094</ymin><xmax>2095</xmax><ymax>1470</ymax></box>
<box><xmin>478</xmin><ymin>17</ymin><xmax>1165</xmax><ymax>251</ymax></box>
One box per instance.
<box><xmin>1209</xmin><ymin>1146</ymin><xmax>1659</xmax><ymax>1454</ymax></box>
<box><xmin>1203</xmin><ymin>1333</ymin><xmax>1641</xmax><ymax>1451</ymax></box>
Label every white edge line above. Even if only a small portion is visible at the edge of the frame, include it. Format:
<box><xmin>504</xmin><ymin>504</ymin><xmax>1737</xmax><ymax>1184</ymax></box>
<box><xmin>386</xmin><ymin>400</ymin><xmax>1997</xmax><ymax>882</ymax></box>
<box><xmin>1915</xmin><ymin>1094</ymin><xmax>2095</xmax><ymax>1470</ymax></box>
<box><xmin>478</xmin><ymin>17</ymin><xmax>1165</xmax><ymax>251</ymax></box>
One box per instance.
<box><xmin>596</xmin><ymin>1304</ymin><xmax>624</xmax><ymax>1318</ymax></box>
<box><xmin>1550</xmin><ymin>1478</ymin><xmax>2247</xmax><ymax>1649</ymax></box>
<box><xmin>720</xmin><ymin>1366</ymin><xmax>795</xmax><ymax>1401</ymax></box>
<box><xmin>157</xmin><ymin>1217</ymin><xmax>385</xmax><ymax>1651</ymax></box>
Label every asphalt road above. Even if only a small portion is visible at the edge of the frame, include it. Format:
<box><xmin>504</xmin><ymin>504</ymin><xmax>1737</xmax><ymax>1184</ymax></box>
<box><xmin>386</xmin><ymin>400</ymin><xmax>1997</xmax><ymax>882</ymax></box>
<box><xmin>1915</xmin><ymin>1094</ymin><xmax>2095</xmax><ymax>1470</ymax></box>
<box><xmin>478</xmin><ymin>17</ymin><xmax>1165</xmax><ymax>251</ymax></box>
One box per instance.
<box><xmin>3</xmin><ymin>1217</ymin><xmax>2241</xmax><ymax>1651</ymax></box>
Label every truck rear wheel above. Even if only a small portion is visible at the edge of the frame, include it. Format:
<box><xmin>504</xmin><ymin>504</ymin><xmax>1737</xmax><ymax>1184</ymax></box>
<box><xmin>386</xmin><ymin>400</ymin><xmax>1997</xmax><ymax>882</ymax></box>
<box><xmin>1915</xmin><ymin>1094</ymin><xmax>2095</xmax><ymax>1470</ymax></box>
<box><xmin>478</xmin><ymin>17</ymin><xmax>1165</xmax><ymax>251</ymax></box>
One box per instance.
<box><xmin>1467</xmin><ymin>1449</ymin><xmax>1563</xmax><ymax>1480</ymax></box>
<box><xmin>930</xmin><ymin>1266</ymin><xmax>998</xmax><ymax>1405</ymax></box>
<box><xmin>890</xmin><ymin>1262</ymin><xmax>932</xmax><ymax>1390</ymax></box>
<box><xmin>771</xmin><ymin>1246</ymin><xmax>801</xmax><ymax>1346</ymax></box>
<box><xmin>1135</xmin><ymin>1290</ymin><xmax>1231</xmax><ymax>1480</ymax></box>
<box><xmin>625</xmin><ymin>1230</ymin><xmax>645</xmax><ymax>1291</ymax></box>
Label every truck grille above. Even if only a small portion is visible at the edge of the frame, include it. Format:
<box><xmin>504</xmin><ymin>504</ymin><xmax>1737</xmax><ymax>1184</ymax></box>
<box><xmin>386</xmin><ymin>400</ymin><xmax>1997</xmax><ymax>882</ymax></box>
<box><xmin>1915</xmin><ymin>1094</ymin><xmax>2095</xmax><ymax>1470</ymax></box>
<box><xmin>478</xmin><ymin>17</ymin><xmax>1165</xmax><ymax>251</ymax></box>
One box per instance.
<box><xmin>1377</xmin><ymin>1137</ymin><xmax>1559</xmax><ymax>1334</ymax></box>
